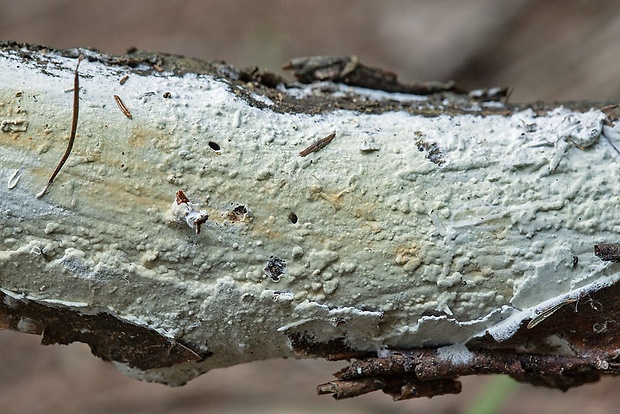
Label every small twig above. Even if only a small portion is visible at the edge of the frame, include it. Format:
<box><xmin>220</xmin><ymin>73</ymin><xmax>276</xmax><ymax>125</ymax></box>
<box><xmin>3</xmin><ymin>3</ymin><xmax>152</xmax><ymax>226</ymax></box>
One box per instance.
<box><xmin>299</xmin><ymin>132</ymin><xmax>336</xmax><ymax>157</ymax></box>
<box><xmin>36</xmin><ymin>54</ymin><xmax>84</xmax><ymax>198</ymax></box>
<box><xmin>317</xmin><ymin>349</ymin><xmax>613</xmax><ymax>400</ymax></box>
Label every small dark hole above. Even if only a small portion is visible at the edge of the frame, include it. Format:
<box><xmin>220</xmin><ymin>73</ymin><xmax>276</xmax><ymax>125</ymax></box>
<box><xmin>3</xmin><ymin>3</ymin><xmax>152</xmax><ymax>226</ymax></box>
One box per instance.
<box><xmin>208</xmin><ymin>141</ymin><xmax>220</xmax><ymax>151</ymax></box>
<box><xmin>233</xmin><ymin>205</ymin><xmax>248</xmax><ymax>215</ymax></box>
<box><xmin>288</xmin><ymin>212</ymin><xmax>298</xmax><ymax>224</ymax></box>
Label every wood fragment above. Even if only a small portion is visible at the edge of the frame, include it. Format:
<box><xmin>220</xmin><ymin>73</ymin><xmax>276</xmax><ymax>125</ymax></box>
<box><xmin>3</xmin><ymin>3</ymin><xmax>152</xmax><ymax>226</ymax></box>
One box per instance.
<box><xmin>601</xmin><ymin>104</ymin><xmax>619</xmax><ymax>123</ymax></box>
<box><xmin>119</xmin><ymin>75</ymin><xmax>129</xmax><ymax>85</ymax></box>
<box><xmin>317</xmin><ymin>379</ymin><xmax>385</xmax><ymax>400</ymax></box>
<box><xmin>594</xmin><ymin>243</ymin><xmax>620</xmax><ymax>262</ymax></box>
<box><xmin>299</xmin><ymin>132</ymin><xmax>336</xmax><ymax>157</ymax></box>
<box><xmin>283</xmin><ymin>55</ymin><xmax>473</xmax><ymax>95</ymax></box>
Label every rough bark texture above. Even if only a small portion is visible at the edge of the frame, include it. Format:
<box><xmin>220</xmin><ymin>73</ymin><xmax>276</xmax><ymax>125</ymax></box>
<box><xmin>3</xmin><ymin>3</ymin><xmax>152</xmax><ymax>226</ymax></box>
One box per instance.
<box><xmin>1</xmin><ymin>42</ymin><xmax>620</xmax><ymax>400</ymax></box>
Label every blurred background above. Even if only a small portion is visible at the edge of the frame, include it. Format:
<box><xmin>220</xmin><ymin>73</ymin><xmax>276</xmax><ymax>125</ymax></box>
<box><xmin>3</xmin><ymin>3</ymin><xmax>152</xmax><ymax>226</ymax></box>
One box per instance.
<box><xmin>1</xmin><ymin>0</ymin><xmax>620</xmax><ymax>413</ymax></box>
<box><xmin>1</xmin><ymin>0</ymin><xmax>620</xmax><ymax>102</ymax></box>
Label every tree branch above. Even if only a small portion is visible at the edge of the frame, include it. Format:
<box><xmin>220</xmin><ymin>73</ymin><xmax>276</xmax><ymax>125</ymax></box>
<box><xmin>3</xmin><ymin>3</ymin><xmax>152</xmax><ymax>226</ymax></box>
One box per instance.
<box><xmin>1</xmin><ymin>41</ymin><xmax>620</xmax><ymax>399</ymax></box>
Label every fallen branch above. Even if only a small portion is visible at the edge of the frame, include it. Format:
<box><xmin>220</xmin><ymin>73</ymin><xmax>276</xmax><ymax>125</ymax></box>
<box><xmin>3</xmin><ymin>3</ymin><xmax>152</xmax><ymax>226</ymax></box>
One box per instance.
<box><xmin>1</xmin><ymin>41</ymin><xmax>620</xmax><ymax>399</ymax></box>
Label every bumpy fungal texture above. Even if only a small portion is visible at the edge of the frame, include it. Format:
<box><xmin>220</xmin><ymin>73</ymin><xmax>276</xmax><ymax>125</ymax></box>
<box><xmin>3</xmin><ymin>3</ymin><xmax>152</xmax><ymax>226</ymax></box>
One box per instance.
<box><xmin>1</xmin><ymin>46</ymin><xmax>619</xmax><ymax>385</ymax></box>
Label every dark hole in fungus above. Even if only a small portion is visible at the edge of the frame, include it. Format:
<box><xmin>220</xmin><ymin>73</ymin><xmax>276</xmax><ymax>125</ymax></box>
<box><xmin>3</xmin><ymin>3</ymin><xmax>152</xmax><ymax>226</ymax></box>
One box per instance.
<box><xmin>264</xmin><ymin>256</ymin><xmax>286</xmax><ymax>282</ymax></box>
<box><xmin>208</xmin><ymin>141</ymin><xmax>220</xmax><ymax>151</ymax></box>
<box><xmin>288</xmin><ymin>212</ymin><xmax>298</xmax><ymax>224</ymax></box>
<box><xmin>226</xmin><ymin>205</ymin><xmax>249</xmax><ymax>222</ymax></box>
<box><xmin>233</xmin><ymin>205</ymin><xmax>247</xmax><ymax>215</ymax></box>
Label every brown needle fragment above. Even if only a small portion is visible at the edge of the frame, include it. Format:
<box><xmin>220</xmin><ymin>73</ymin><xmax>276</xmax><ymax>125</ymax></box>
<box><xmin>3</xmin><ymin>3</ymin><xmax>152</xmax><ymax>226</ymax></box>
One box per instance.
<box><xmin>176</xmin><ymin>190</ymin><xmax>190</xmax><ymax>205</ymax></box>
<box><xmin>114</xmin><ymin>94</ymin><xmax>133</xmax><ymax>119</ymax></box>
<box><xmin>194</xmin><ymin>214</ymin><xmax>209</xmax><ymax>235</ymax></box>
<box><xmin>175</xmin><ymin>190</ymin><xmax>209</xmax><ymax>234</ymax></box>
<box><xmin>527</xmin><ymin>298</ymin><xmax>578</xmax><ymax>329</ymax></box>
<box><xmin>36</xmin><ymin>54</ymin><xmax>84</xmax><ymax>199</ymax></box>
<box><xmin>299</xmin><ymin>132</ymin><xmax>336</xmax><ymax>157</ymax></box>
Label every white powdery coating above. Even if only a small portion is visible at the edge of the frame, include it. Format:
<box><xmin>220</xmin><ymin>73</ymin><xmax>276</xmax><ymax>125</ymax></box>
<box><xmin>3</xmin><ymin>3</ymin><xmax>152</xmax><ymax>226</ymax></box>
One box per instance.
<box><xmin>0</xmin><ymin>48</ymin><xmax>618</xmax><ymax>384</ymax></box>
<box><xmin>436</xmin><ymin>343</ymin><xmax>474</xmax><ymax>366</ymax></box>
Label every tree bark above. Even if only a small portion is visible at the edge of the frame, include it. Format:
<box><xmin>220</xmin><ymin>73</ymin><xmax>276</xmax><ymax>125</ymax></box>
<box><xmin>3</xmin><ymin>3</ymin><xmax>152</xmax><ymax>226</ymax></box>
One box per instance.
<box><xmin>1</xmin><ymin>42</ymin><xmax>620</xmax><ymax>399</ymax></box>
